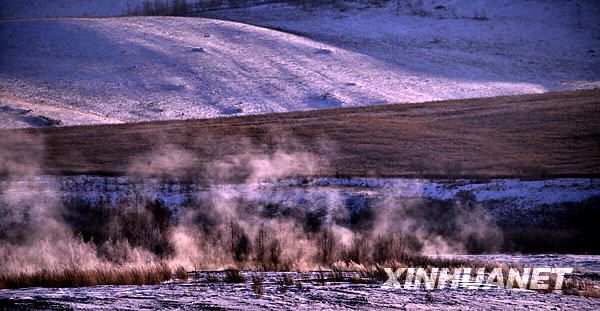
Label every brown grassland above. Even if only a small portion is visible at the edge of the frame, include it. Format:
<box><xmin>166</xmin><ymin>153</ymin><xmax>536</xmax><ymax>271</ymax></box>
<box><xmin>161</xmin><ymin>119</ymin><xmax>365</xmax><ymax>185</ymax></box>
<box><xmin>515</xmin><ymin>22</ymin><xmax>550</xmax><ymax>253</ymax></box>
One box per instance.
<box><xmin>2</xmin><ymin>89</ymin><xmax>600</xmax><ymax>178</ymax></box>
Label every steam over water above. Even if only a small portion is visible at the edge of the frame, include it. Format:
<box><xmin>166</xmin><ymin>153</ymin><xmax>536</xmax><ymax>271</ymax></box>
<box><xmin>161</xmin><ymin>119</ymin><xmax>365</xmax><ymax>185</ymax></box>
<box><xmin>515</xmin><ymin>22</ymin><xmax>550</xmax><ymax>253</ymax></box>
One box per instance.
<box><xmin>1</xmin><ymin>135</ymin><xmax>599</xmax><ymax>275</ymax></box>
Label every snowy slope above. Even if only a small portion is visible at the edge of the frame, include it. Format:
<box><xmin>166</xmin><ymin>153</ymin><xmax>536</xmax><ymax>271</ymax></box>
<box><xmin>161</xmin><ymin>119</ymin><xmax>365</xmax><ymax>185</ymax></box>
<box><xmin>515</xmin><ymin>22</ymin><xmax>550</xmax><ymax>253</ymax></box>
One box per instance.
<box><xmin>208</xmin><ymin>0</ymin><xmax>600</xmax><ymax>92</ymax></box>
<box><xmin>1</xmin><ymin>1</ymin><xmax>599</xmax><ymax>128</ymax></box>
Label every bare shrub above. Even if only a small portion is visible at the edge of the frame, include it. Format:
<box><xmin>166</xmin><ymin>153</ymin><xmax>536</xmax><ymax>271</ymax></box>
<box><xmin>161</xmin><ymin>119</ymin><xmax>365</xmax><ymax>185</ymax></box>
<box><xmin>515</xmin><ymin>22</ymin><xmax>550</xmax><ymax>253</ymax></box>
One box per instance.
<box><xmin>275</xmin><ymin>273</ymin><xmax>295</xmax><ymax>294</ymax></box>
<box><xmin>254</xmin><ymin>224</ymin><xmax>269</xmax><ymax>269</ymax></box>
<box><xmin>269</xmin><ymin>239</ymin><xmax>283</xmax><ymax>270</ymax></box>
<box><xmin>280</xmin><ymin>274</ymin><xmax>295</xmax><ymax>286</ymax></box>
<box><xmin>316</xmin><ymin>227</ymin><xmax>338</xmax><ymax>265</ymax></box>
<box><xmin>316</xmin><ymin>269</ymin><xmax>326</xmax><ymax>286</ymax></box>
<box><xmin>425</xmin><ymin>291</ymin><xmax>434</xmax><ymax>303</ymax></box>
<box><xmin>345</xmin><ymin>233</ymin><xmax>370</xmax><ymax>264</ymax></box>
<box><xmin>251</xmin><ymin>273</ymin><xmax>264</xmax><ymax>295</ymax></box>
<box><xmin>254</xmin><ymin>224</ymin><xmax>283</xmax><ymax>271</ymax></box>
<box><xmin>330</xmin><ymin>270</ymin><xmax>345</xmax><ymax>282</ymax></box>
<box><xmin>224</xmin><ymin>269</ymin><xmax>246</xmax><ymax>283</ymax></box>
<box><xmin>372</xmin><ymin>234</ymin><xmax>406</xmax><ymax>263</ymax></box>
<box><xmin>229</xmin><ymin>221</ymin><xmax>252</xmax><ymax>264</ymax></box>
<box><xmin>205</xmin><ymin>273</ymin><xmax>220</xmax><ymax>283</ymax></box>
<box><xmin>62</xmin><ymin>198</ymin><xmax>175</xmax><ymax>261</ymax></box>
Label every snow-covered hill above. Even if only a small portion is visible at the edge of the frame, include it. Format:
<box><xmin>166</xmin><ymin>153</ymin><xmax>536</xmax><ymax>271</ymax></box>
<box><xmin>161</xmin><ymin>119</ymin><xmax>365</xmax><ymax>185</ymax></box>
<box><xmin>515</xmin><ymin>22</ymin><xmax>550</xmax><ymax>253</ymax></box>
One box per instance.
<box><xmin>0</xmin><ymin>1</ymin><xmax>598</xmax><ymax>128</ymax></box>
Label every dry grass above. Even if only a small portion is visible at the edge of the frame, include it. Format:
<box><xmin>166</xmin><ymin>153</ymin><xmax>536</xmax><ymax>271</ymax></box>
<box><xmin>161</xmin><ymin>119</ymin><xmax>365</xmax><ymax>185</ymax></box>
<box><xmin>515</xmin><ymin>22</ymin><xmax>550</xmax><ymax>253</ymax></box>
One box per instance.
<box><xmin>174</xmin><ymin>266</ymin><xmax>188</xmax><ymax>281</ymax></box>
<box><xmin>2</xmin><ymin>89</ymin><xmax>598</xmax><ymax>179</ymax></box>
<box><xmin>280</xmin><ymin>273</ymin><xmax>295</xmax><ymax>286</ymax></box>
<box><xmin>0</xmin><ymin>263</ymin><xmax>173</xmax><ymax>289</ymax></box>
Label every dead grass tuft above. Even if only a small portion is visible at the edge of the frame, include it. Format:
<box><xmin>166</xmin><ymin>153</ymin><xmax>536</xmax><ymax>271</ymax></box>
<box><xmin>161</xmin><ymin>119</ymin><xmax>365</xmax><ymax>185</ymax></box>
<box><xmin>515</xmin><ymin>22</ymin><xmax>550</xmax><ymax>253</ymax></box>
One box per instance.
<box><xmin>280</xmin><ymin>273</ymin><xmax>295</xmax><ymax>286</ymax></box>
<box><xmin>562</xmin><ymin>277</ymin><xmax>600</xmax><ymax>298</ymax></box>
<box><xmin>251</xmin><ymin>273</ymin><xmax>264</xmax><ymax>296</ymax></box>
<box><xmin>174</xmin><ymin>266</ymin><xmax>188</xmax><ymax>281</ymax></box>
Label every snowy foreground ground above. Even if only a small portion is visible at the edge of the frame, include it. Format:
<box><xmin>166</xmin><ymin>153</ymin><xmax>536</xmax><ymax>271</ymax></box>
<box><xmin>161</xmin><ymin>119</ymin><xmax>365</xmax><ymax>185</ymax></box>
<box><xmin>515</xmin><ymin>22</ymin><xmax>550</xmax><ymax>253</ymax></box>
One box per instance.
<box><xmin>1</xmin><ymin>1</ymin><xmax>599</xmax><ymax>128</ymax></box>
<box><xmin>1</xmin><ymin>255</ymin><xmax>599</xmax><ymax>310</ymax></box>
